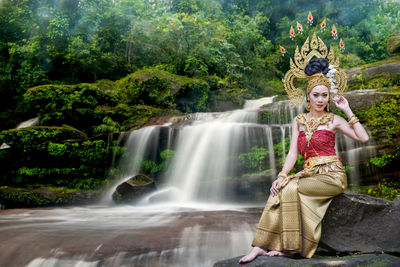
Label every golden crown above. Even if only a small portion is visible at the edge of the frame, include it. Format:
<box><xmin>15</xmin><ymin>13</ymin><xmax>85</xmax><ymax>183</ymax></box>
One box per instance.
<box><xmin>282</xmin><ymin>32</ymin><xmax>347</xmax><ymax>107</ymax></box>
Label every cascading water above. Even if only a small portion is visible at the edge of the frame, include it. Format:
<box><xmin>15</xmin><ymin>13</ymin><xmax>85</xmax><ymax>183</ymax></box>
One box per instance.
<box><xmin>0</xmin><ymin>96</ymin><xmax>379</xmax><ymax>267</ymax></box>
<box><xmin>110</xmin><ymin>96</ymin><xmax>376</xmax><ymax>203</ymax></box>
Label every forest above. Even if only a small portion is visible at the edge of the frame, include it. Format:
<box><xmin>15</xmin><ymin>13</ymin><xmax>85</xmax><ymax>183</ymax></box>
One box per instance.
<box><xmin>1</xmin><ymin>0</ymin><xmax>399</xmax><ymax>129</ymax></box>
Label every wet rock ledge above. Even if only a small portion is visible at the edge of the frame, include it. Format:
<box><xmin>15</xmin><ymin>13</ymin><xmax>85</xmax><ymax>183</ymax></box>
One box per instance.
<box><xmin>214</xmin><ymin>253</ymin><xmax>400</xmax><ymax>267</ymax></box>
<box><xmin>214</xmin><ymin>193</ymin><xmax>400</xmax><ymax>266</ymax></box>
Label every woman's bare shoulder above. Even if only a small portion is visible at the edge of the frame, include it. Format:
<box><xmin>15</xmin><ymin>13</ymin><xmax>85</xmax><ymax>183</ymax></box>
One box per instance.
<box><xmin>332</xmin><ymin>113</ymin><xmax>347</xmax><ymax>129</ymax></box>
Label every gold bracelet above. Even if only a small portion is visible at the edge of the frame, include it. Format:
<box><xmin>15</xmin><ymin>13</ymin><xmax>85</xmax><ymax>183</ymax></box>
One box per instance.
<box><xmin>278</xmin><ymin>171</ymin><xmax>287</xmax><ymax>178</ymax></box>
<box><xmin>348</xmin><ymin>116</ymin><xmax>359</xmax><ymax>127</ymax></box>
<box><xmin>348</xmin><ymin>114</ymin><xmax>355</xmax><ymax>120</ymax></box>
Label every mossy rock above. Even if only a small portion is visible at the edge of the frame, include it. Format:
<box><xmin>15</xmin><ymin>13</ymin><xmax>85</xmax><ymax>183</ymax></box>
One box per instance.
<box><xmin>109</xmin><ymin>104</ymin><xmax>181</xmax><ymax>130</ymax></box>
<box><xmin>0</xmin><ymin>127</ymin><xmax>121</xmax><ymax>189</ymax></box>
<box><xmin>23</xmin><ymin>83</ymin><xmax>117</xmax><ymax>133</ymax></box>
<box><xmin>112</xmin><ymin>174</ymin><xmax>156</xmax><ymax>204</ymax></box>
<box><xmin>387</xmin><ymin>34</ymin><xmax>400</xmax><ymax>54</ymax></box>
<box><xmin>115</xmin><ymin>67</ymin><xmax>210</xmax><ymax>112</ymax></box>
<box><xmin>0</xmin><ymin>126</ymin><xmax>87</xmax><ymax>150</ymax></box>
<box><xmin>0</xmin><ymin>186</ymin><xmax>100</xmax><ymax>208</ymax></box>
<box><xmin>358</xmin><ymin>54</ymin><xmax>400</xmax><ymax>70</ymax></box>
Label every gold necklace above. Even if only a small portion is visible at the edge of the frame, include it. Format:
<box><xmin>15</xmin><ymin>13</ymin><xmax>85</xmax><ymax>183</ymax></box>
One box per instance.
<box><xmin>297</xmin><ymin>113</ymin><xmax>334</xmax><ymax>146</ymax></box>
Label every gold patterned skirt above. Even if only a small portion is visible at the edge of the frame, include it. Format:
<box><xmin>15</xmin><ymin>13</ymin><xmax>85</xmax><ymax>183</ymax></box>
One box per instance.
<box><xmin>252</xmin><ymin>156</ymin><xmax>347</xmax><ymax>258</ymax></box>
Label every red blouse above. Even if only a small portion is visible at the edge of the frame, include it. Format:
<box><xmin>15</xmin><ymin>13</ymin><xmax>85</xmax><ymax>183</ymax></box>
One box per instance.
<box><xmin>298</xmin><ymin>130</ymin><xmax>336</xmax><ymax>160</ymax></box>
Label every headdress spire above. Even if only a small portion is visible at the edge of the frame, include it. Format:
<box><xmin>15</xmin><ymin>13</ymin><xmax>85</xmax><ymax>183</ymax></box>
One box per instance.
<box><xmin>282</xmin><ymin>32</ymin><xmax>347</xmax><ymax>107</ymax></box>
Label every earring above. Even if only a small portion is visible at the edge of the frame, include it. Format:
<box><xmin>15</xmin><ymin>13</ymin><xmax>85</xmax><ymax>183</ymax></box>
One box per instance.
<box><xmin>327</xmin><ymin>102</ymin><xmax>330</xmax><ymax>112</ymax></box>
<box><xmin>306</xmin><ymin>101</ymin><xmax>311</xmax><ymax>111</ymax></box>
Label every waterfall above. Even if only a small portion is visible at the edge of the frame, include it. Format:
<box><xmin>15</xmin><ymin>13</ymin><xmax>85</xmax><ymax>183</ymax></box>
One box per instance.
<box><xmin>111</xmin><ymin>96</ymin><xmax>378</xmax><ymax>204</ymax></box>
<box><xmin>166</xmin><ymin>109</ymin><xmax>259</xmax><ymax>202</ymax></box>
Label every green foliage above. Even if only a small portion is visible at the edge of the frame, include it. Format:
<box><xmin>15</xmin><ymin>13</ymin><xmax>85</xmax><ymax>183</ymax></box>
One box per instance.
<box><xmin>23</xmin><ymin>83</ymin><xmax>116</xmax><ymax>133</ymax></box>
<box><xmin>332</xmin><ymin>108</ymin><xmax>367</xmax><ymax>123</ymax></box>
<box><xmin>140</xmin><ymin>149</ymin><xmax>176</xmax><ymax>175</ymax></box>
<box><xmin>0</xmin><ymin>186</ymin><xmax>51</xmax><ymax>207</ymax></box>
<box><xmin>239</xmin><ymin>146</ymin><xmax>269</xmax><ymax>172</ymax></box>
<box><xmin>339</xmin><ymin>53</ymin><xmax>365</xmax><ymax>69</ymax></box>
<box><xmin>0</xmin><ymin>126</ymin><xmax>86</xmax><ymax>152</ymax></box>
<box><xmin>2</xmin><ymin>0</ymin><xmax>400</xmax><ymax>130</ymax></box>
<box><xmin>370</xmin><ymin>153</ymin><xmax>398</xmax><ymax>168</ymax></box>
<box><xmin>116</xmin><ymin>67</ymin><xmax>211</xmax><ymax>112</ymax></box>
<box><xmin>273</xmin><ymin>137</ymin><xmax>304</xmax><ymax>174</ymax></box>
<box><xmin>0</xmin><ymin>185</ymin><xmax>98</xmax><ymax>208</ymax></box>
<box><xmin>93</xmin><ymin>117</ymin><xmax>121</xmax><ymax>134</ymax></box>
<box><xmin>358</xmin><ymin>179</ymin><xmax>400</xmax><ymax>201</ymax></box>
<box><xmin>0</xmin><ymin>127</ymin><xmax>125</xmax><ymax>189</ymax></box>
<box><xmin>348</xmin><ymin>73</ymin><xmax>400</xmax><ymax>91</ymax></box>
<box><xmin>258</xmin><ymin>111</ymin><xmax>272</xmax><ymax>124</ymax></box>
<box><xmin>365</xmin><ymin>97</ymin><xmax>400</xmax><ymax>141</ymax></box>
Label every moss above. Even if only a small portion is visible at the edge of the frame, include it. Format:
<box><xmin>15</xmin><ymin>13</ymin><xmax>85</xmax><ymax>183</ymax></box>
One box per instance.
<box><xmin>365</xmin><ymin>96</ymin><xmax>400</xmax><ymax>142</ymax></box>
<box><xmin>0</xmin><ymin>126</ymin><xmax>87</xmax><ymax>148</ymax></box>
<box><xmin>357</xmin><ymin>179</ymin><xmax>400</xmax><ymax>201</ymax></box>
<box><xmin>115</xmin><ymin>67</ymin><xmax>211</xmax><ymax>112</ymax></box>
<box><xmin>348</xmin><ymin>73</ymin><xmax>400</xmax><ymax>91</ymax></box>
<box><xmin>0</xmin><ymin>186</ymin><xmax>100</xmax><ymax>208</ymax></box>
<box><xmin>359</xmin><ymin>54</ymin><xmax>400</xmax><ymax>69</ymax></box>
<box><xmin>116</xmin><ymin>104</ymin><xmax>181</xmax><ymax>130</ymax></box>
<box><xmin>0</xmin><ymin>186</ymin><xmax>51</xmax><ymax>207</ymax></box>
<box><xmin>376</xmin><ymin>87</ymin><xmax>400</xmax><ymax>94</ymax></box>
<box><xmin>0</xmin><ymin>127</ymin><xmax>125</xmax><ymax>189</ymax></box>
<box><xmin>23</xmin><ymin>83</ymin><xmax>117</xmax><ymax>134</ymax></box>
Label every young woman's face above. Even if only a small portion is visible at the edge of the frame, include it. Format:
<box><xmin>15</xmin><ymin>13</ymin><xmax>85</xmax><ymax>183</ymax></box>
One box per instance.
<box><xmin>308</xmin><ymin>85</ymin><xmax>329</xmax><ymax>112</ymax></box>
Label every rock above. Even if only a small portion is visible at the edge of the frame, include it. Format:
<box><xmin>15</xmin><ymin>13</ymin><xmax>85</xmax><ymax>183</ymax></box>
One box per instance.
<box><xmin>213</xmin><ymin>253</ymin><xmax>400</xmax><ymax>267</ymax></box>
<box><xmin>342</xmin><ymin>89</ymin><xmax>397</xmax><ymax>111</ymax></box>
<box><xmin>0</xmin><ymin>186</ymin><xmax>100</xmax><ymax>208</ymax></box>
<box><xmin>320</xmin><ymin>193</ymin><xmax>400</xmax><ymax>254</ymax></box>
<box><xmin>387</xmin><ymin>34</ymin><xmax>400</xmax><ymax>54</ymax></box>
<box><xmin>214</xmin><ymin>193</ymin><xmax>400</xmax><ymax>266</ymax></box>
<box><xmin>346</xmin><ymin>62</ymin><xmax>400</xmax><ymax>84</ymax></box>
<box><xmin>112</xmin><ymin>174</ymin><xmax>156</xmax><ymax>204</ymax></box>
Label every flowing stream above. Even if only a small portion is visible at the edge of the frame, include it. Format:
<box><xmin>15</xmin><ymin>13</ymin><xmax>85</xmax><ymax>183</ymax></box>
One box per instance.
<box><xmin>0</xmin><ymin>96</ymin><xmax>377</xmax><ymax>266</ymax></box>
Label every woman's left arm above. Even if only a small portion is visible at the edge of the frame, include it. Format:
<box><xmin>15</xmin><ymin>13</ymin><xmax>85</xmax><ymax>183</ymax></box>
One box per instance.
<box><xmin>333</xmin><ymin>95</ymin><xmax>369</xmax><ymax>143</ymax></box>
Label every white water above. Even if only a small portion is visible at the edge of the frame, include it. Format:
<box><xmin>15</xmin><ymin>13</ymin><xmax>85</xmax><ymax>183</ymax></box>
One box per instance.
<box><xmin>243</xmin><ymin>96</ymin><xmax>276</xmax><ymax>109</ymax></box>
<box><xmin>110</xmin><ymin>97</ymin><xmax>284</xmax><ymax>203</ymax></box>
<box><xmin>167</xmin><ymin>109</ymin><xmax>259</xmax><ymax>202</ymax></box>
<box><xmin>1</xmin><ymin>204</ymin><xmax>258</xmax><ymax>267</ymax></box>
<box><xmin>110</xmin><ymin>96</ymin><xmax>377</xmax><ymax>204</ymax></box>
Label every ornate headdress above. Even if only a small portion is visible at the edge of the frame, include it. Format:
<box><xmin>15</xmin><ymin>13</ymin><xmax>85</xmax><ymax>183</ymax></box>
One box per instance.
<box><xmin>282</xmin><ymin>32</ymin><xmax>347</xmax><ymax>107</ymax></box>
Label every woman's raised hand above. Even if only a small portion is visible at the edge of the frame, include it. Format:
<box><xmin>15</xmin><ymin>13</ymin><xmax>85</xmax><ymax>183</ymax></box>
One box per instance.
<box><xmin>333</xmin><ymin>95</ymin><xmax>350</xmax><ymax>112</ymax></box>
<box><xmin>270</xmin><ymin>177</ymin><xmax>285</xmax><ymax>196</ymax></box>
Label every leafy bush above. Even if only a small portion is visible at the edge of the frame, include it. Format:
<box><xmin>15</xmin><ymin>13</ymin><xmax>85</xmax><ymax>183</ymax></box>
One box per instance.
<box><xmin>370</xmin><ymin>153</ymin><xmax>398</xmax><ymax>168</ymax></box>
<box><xmin>140</xmin><ymin>149</ymin><xmax>176</xmax><ymax>175</ymax></box>
<box><xmin>366</xmin><ymin>97</ymin><xmax>400</xmax><ymax>142</ymax></box>
<box><xmin>0</xmin><ymin>126</ymin><xmax>125</xmax><ymax>189</ymax></box>
<box><xmin>239</xmin><ymin>146</ymin><xmax>269</xmax><ymax>172</ymax></box>
<box><xmin>273</xmin><ymin>137</ymin><xmax>304</xmax><ymax>174</ymax></box>
<box><xmin>23</xmin><ymin>84</ymin><xmax>116</xmax><ymax>133</ymax></box>
<box><xmin>116</xmin><ymin>68</ymin><xmax>211</xmax><ymax>112</ymax></box>
<box><xmin>358</xmin><ymin>179</ymin><xmax>400</xmax><ymax>201</ymax></box>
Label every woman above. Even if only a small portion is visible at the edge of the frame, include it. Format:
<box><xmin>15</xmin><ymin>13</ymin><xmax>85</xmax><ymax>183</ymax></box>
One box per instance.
<box><xmin>239</xmin><ymin>58</ymin><xmax>369</xmax><ymax>263</ymax></box>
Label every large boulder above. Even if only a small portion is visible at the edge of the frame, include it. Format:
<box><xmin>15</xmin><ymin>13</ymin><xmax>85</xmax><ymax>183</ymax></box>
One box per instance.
<box><xmin>112</xmin><ymin>174</ymin><xmax>156</xmax><ymax>204</ymax></box>
<box><xmin>213</xmin><ymin>193</ymin><xmax>400</xmax><ymax>266</ymax></box>
<box><xmin>320</xmin><ymin>193</ymin><xmax>400</xmax><ymax>254</ymax></box>
<box><xmin>346</xmin><ymin>62</ymin><xmax>400</xmax><ymax>84</ymax></box>
<box><xmin>213</xmin><ymin>254</ymin><xmax>400</xmax><ymax>267</ymax></box>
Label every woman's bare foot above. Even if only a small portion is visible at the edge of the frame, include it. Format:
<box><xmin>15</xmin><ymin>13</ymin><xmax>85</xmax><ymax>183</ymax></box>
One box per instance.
<box><xmin>266</xmin><ymin>250</ymin><xmax>294</xmax><ymax>257</ymax></box>
<box><xmin>238</xmin><ymin>246</ymin><xmax>268</xmax><ymax>263</ymax></box>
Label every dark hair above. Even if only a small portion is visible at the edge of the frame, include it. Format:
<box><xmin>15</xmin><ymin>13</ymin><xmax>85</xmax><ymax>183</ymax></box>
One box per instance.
<box><xmin>304</xmin><ymin>58</ymin><xmax>329</xmax><ymax>76</ymax></box>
